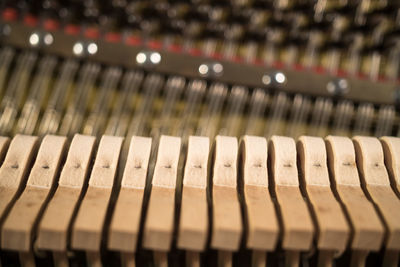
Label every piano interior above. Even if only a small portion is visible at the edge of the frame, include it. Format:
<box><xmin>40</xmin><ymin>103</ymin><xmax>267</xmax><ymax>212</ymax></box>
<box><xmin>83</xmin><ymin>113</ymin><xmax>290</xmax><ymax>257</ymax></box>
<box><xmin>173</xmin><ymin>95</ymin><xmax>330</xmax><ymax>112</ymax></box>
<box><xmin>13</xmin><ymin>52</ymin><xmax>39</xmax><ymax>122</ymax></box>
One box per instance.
<box><xmin>0</xmin><ymin>0</ymin><xmax>399</xmax><ymax>266</ymax></box>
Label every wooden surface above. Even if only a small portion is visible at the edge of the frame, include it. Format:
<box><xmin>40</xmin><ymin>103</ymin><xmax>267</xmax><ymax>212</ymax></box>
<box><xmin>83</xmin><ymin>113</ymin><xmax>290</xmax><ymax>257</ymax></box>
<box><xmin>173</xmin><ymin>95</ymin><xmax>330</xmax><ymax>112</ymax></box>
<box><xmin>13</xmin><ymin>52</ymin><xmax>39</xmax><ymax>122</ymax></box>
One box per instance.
<box><xmin>211</xmin><ymin>136</ymin><xmax>242</xmax><ymax>251</ymax></box>
<box><xmin>37</xmin><ymin>134</ymin><xmax>96</xmax><ymax>251</ymax></box>
<box><xmin>108</xmin><ymin>136</ymin><xmax>152</xmax><ymax>252</ymax></box>
<box><xmin>297</xmin><ymin>136</ymin><xmax>349</xmax><ymax>251</ymax></box>
<box><xmin>325</xmin><ymin>136</ymin><xmax>384</xmax><ymax>251</ymax></box>
<box><xmin>143</xmin><ymin>135</ymin><xmax>181</xmax><ymax>251</ymax></box>
<box><xmin>353</xmin><ymin>136</ymin><xmax>400</xmax><ymax>250</ymax></box>
<box><xmin>178</xmin><ymin>136</ymin><xmax>209</xmax><ymax>251</ymax></box>
<box><xmin>0</xmin><ymin>137</ymin><xmax>10</xmax><ymax>164</ymax></box>
<box><xmin>241</xmin><ymin>135</ymin><xmax>278</xmax><ymax>251</ymax></box>
<box><xmin>71</xmin><ymin>135</ymin><xmax>124</xmax><ymax>251</ymax></box>
<box><xmin>1</xmin><ymin>135</ymin><xmax>67</xmax><ymax>251</ymax></box>
<box><xmin>0</xmin><ymin>135</ymin><xmax>38</xmax><ymax>222</ymax></box>
<box><xmin>269</xmin><ymin>136</ymin><xmax>313</xmax><ymax>251</ymax></box>
<box><xmin>380</xmin><ymin>136</ymin><xmax>400</xmax><ymax>195</ymax></box>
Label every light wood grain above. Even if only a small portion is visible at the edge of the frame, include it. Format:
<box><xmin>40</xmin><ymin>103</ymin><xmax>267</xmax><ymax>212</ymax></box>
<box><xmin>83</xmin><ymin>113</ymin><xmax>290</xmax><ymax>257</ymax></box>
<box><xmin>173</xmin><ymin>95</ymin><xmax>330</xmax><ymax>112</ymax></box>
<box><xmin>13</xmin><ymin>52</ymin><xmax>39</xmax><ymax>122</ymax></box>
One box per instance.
<box><xmin>37</xmin><ymin>134</ymin><xmax>96</xmax><ymax>251</ymax></box>
<box><xmin>211</xmin><ymin>136</ymin><xmax>242</xmax><ymax>251</ymax></box>
<box><xmin>269</xmin><ymin>136</ymin><xmax>314</xmax><ymax>251</ymax></box>
<box><xmin>1</xmin><ymin>135</ymin><xmax>66</xmax><ymax>252</ymax></box>
<box><xmin>72</xmin><ymin>135</ymin><xmax>124</xmax><ymax>251</ymax></box>
<box><xmin>143</xmin><ymin>135</ymin><xmax>181</xmax><ymax>251</ymax></box>
<box><xmin>178</xmin><ymin>187</ymin><xmax>208</xmax><ymax>251</ymax></box>
<box><xmin>0</xmin><ymin>137</ymin><xmax>10</xmax><ymax>164</ymax></box>
<box><xmin>353</xmin><ymin>136</ymin><xmax>400</xmax><ymax>250</ymax></box>
<box><xmin>240</xmin><ymin>135</ymin><xmax>278</xmax><ymax>251</ymax></box>
<box><xmin>380</xmin><ymin>136</ymin><xmax>400</xmax><ymax>195</ymax></box>
<box><xmin>178</xmin><ymin>136</ymin><xmax>209</xmax><ymax>252</ymax></box>
<box><xmin>108</xmin><ymin>136</ymin><xmax>152</xmax><ymax>252</ymax></box>
<box><xmin>325</xmin><ymin>136</ymin><xmax>384</xmax><ymax>251</ymax></box>
<box><xmin>297</xmin><ymin>136</ymin><xmax>349</xmax><ymax>251</ymax></box>
<box><xmin>0</xmin><ymin>135</ymin><xmax>38</xmax><ymax>222</ymax></box>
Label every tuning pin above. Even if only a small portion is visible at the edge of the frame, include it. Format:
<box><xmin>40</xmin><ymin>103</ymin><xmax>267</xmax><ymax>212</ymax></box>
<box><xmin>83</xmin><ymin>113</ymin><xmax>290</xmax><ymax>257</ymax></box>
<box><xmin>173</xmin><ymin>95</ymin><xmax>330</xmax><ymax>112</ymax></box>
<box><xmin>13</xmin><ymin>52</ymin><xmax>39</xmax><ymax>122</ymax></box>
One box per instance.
<box><xmin>330</xmin><ymin>14</ymin><xmax>349</xmax><ymax>41</ymax></box>
<box><xmin>273</xmin><ymin>0</ymin><xmax>290</xmax><ymax>12</ymax></box>
<box><xmin>82</xmin><ymin>67</ymin><xmax>122</xmax><ymax>137</ymax></box>
<box><xmin>396</xmin><ymin>7</ymin><xmax>400</xmax><ymax>27</ymax></box>
<box><xmin>41</xmin><ymin>0</ymin><xmax>61</xmax><ymax>17</ymax></box>
<box><xmin>243</xmin><ymin>40</ymin><xmax>258</xmax><ymax>63</ymax></box>
<box><xmin>140</xmin><ymin>19</ymin><xmax>162</xmax><ymax>36</ymax></box>
<box><xmin>375</xmin><ymin>105</ymin><xmax>395</xmax><ymax>137</ymax></box>
<box><xmin>174</xmin><ymin>79</ymin><xmax>206</xmax><ymax>141</ymax></box>
<box><xmin>232</xmin><ymin>0</ymin><xmax>252</xmax><ymax>8</ymax></box>
<box><xmin>308</xmin><ymin>97</ymin><xmax>333</xmax><ymax>137</ymax></box>
<box><xmin>151</xmin><ymin>76</ymin><xmax>185</xmax><ymax>139</ymax></box>
<box><xmin>284</xmin><ymin>34</ymin><xmax>303</xmax><ymax>67</ymax></box>
<box><xmin>16</xmin><ymin>55</ymin><xmax>57</xmax><ymax>135</ymax></box>
<box><xmin>111</xmin><ymin>0</ymin><xmax>127</xmax><ymax>9</ymax></box>
<box><xmin>303</xmin><ymin>30</ymin><xmax>324</xmax><ymax>68</ymax></box>
<box><xmin>183</xmin><ymin>20</ymin><xmax>204</xmax><ymax>39</ymax></box>
<box><xmin>104</xmin><ymin>70</ymin><xmax>144</xmax><ymax>137</ymax></box>
<box><xmin>346</xmin><ymin>31</ymin><xmax>364</xmax><ymax>76</ymax></box>
<box><xmin>181</xmin><ymin>20</ymin><xmax>205</xmax><ymax>52</ymax></box>
<box><xmin>248</xmin><ymin>9</ymin><xmax>269</xmax><ymax>28</ymax></box>
<box><xmin>264</xmin><ymin>25</ymin><xmax>285</xmax><ymax>65</ymax></box>
<box><xmin>82</xmin><ymin>0</ymin><xmax>102</xmax><ymax>24</ymax></box>
<box><xmin>0</xmin><ymin>47</ymin><xmax>15</xmax><ymax>97</ymax></box>
<box><xmin>127</xmin><ymin>73</ymin><xmax>164</xmax><ymax>138</ymax></box>
<box><xmin>0</xmin><ymin>51</ymin><xmax>37</xmax><ymax>136</ymax></box>
<box><xmin>167</xmin><ymin>2</ymin><xmax>189</xmax><ymax>20</ymax></box>
<box><xmin>219</xmin><ymin>85</ymin><xmax>249</xmax><ymax>137</ymax></box>
<box><xmin>332</xmin><ymin>100</ymin><xmax>354</xmax><ymax>136</ymax></box>
<box><xmin>222</xmin><ymin>23</ymin><xmax>244</xmax><ymax>59</ymax></box>
<box><xmin>245</xmin><ymin>88</ymin><xmax>269</xmax><ymax>136</ymax></box>
<box><xmin>38</xmin><ymin>59</ymin><xmax>79</xmax><ymax>136</ymax></box>
<box><xmin>314</xmin><ymin>0</ymin><xmax>327</xmax><ymax>22</ymax></box>
<box><xmin>384</xmin><ymin>35</ymin><xmax>400</xmax><ymax>80</ymax></box>
<box><xmin>324</xmin><ymin>41</ymin><xmax>344</xmax><ymax>74</ymax></box>
<box><xmin>353</xmin><ymin>103</ymin><xmax>374</xmax><ymax>136</ymax></box>
<box><xmin>265</xmin><ymin>92</ymin><xmax>289</xmax><ymax>137</ymax></box>
<box><xmin>368</xmin><ymin>46</ymin><xmax>383</xmax><ymax>81</ymax></box>
<box><xmin>355</xmin><ymin>0</ymin><xmax>371</xmax><ymax>25</ymax></box>
<box><xmin>58</xmin><ymin>63</ymin><xmax>100</xmax><ymax>137</ymax></box>
<box><xmin>196</xmin><ymin>82</ymin><xmax>228</xmax><ymax>139</ymax></box>
<box><xmin>208</xmin><ymin>4</ymin><xmax>228</xmax><ymax>23</ymax></box>
<box><xmin>285</xmin><ymin>94</ymin><xmax>311</xmax><ymax>138</ymax></box>
<box><xmin>202</xmin><ymin>22</ymin><xmax>224</xmax><ymax>56</ymax></box>
<box><xmin>243</xmin><ymin>24</ymin><xmax>267</xmax><ymax>62</ymax></box>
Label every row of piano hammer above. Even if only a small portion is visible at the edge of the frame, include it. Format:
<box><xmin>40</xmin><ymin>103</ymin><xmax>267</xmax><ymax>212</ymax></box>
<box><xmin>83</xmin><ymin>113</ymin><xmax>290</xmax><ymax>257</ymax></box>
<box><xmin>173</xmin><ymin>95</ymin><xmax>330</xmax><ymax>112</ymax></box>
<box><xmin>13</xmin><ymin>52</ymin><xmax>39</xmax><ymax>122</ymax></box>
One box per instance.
<box><xmin>0</xmin><ymin>133</ymin><xmax>399</xmax><ymax>267</ymax></box>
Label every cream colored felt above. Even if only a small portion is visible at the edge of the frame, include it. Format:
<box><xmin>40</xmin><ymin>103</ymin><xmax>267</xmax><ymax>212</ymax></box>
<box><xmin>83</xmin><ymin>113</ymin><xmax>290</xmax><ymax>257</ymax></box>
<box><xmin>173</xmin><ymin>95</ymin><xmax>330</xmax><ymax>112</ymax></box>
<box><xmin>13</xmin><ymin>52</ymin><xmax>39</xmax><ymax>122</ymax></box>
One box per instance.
<box><xmin>178</xmin><ymin>136</ymin><xmax>209</xmax><ymax>251</ymax></box>
<box><xmin>108</xmin><ymin>136</ymin><xmax>152</xmax><ymax>252</ymax></box>
<box><xmin>241</xmin><ymin>135</ymin><xmax>278</xmax><ymax>251</ymax></box>
<box><xmin>0</xmin><ymin>135</ymin><xmax>38</xmax><ymax>221</ymax></box>
<box><xmin>143</xmin><ymin>135</ymin><xmax>181</xmax><ymax>251</ymax></box>
<box><xmin>325</xmin><ymin>136</ymin><xmax>384</xmax><ymax>251</ymax></box>
<box><xmin>1</xmin><ymin>135</ymin><xmax>67</xmax><ymax>251</ymax></box>
<box><xmin>353</xmin><ymin>136</ymin><xmax>400</xmax><ymax>250</ymax></box>
<box><xmin>211</xmin><ymin>135</ymin><xmax>242</xmax><ymax>251</ymax></box>
<box><xmin>37</xmin><ymin>134</ymin><xmax>96</xmax><ymax>251</ymax></box>
<box><xmin>298</xmin><ymin>136</ymin><xmax>349</xmax><ymax>251</ymax></box>
<box><xmin>380</xmin><ymin>136</ymin><xmax>400</xmax><ymax>194</ymax></box>
<box><xmin>71</xmin><ymin>135</ymin><xmax>124</xmax><ymax>251</ymax></box>
<box><xmin>269</xmin><ymin>136</ymin><xmax>313</xmax><ymax>251</ymax></box>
